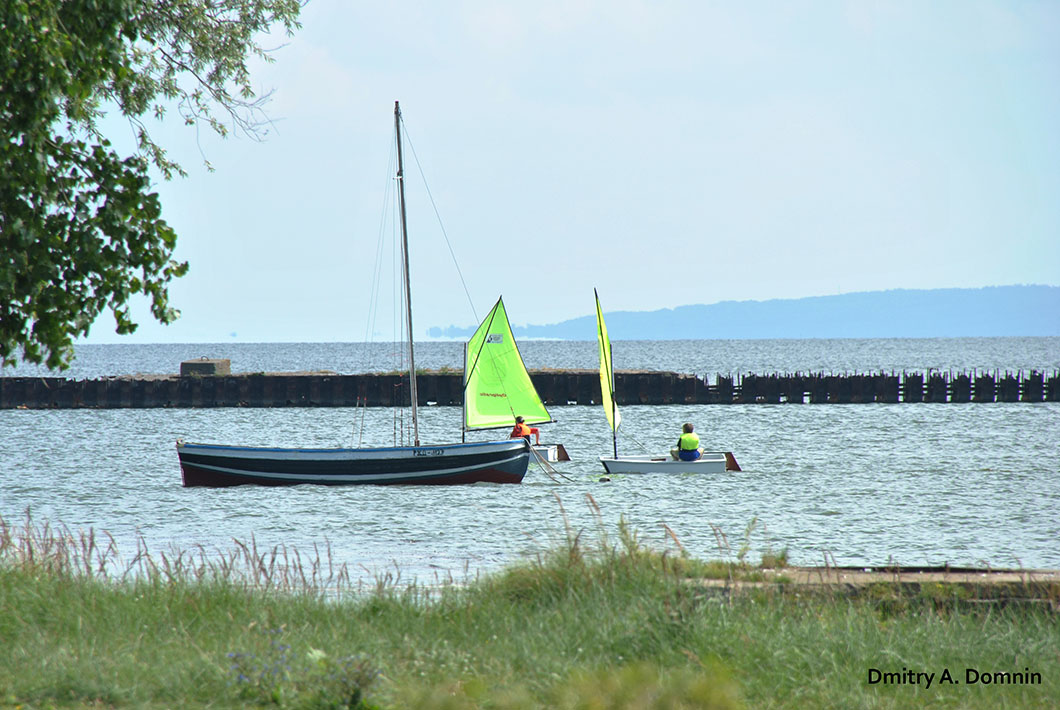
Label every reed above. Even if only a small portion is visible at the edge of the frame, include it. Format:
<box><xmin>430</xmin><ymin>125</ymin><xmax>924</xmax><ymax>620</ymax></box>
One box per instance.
<box><xmin>1</xmin><ymin>509</ymin><xmax>1056</xmax><ymax>709</ymax></box>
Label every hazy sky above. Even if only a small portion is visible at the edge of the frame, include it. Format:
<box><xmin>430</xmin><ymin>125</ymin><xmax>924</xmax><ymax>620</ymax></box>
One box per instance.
<box><xmin>82</xmin><ymin>1</ymin><xmax>1060</xmax><ymax>344</ymax></box>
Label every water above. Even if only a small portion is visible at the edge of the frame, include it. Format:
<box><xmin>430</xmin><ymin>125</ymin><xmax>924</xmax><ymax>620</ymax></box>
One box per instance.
<box><xmin>5</xmin><ymin>336</ymin><xmax>1059</xmax><ymax>380</ymax></box>
<box><xmin>2</xmin><ymin>339</ymin><xmax>1058</xmax><ymax>585</ymax></box>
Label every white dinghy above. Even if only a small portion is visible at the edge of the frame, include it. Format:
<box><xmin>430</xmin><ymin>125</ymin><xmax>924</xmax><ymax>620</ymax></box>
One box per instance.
<box><xmin>594</xmin><ymin>289</ymin><xmax>741</xmax><ymax>475</ymax></box>
<box><xmin>599</xmin><ymin>452</ymin><xmax>741</xmax><ymax>475</ymax></box>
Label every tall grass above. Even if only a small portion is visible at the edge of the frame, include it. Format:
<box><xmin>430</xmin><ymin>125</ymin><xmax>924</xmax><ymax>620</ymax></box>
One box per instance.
<box><xmin>1</xmin><ymin>506</ymin><xmax>1057</xmax><ymax>709</ymax></box>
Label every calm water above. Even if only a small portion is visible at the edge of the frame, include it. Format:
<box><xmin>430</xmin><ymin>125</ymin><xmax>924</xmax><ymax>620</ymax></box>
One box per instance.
<box><xmin>2</xmin><ymin>339</ymin><xmax>1058</xmax><ymax>584</ymax></box>
<box><xmin>4</xmin><ymin>336</ymin><xmax>1059</xmax><ymax>380</ymax></box>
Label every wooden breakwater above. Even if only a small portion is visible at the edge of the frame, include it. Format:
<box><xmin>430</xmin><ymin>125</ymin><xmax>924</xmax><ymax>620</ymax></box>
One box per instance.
<box><xmin>1</xmin><ymin>369</ymin><xmax>1058</xmax><ymax>409</ymax></box>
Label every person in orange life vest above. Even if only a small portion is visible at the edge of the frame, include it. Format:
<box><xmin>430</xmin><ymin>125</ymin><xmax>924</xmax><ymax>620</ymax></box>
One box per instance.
<box><xmin>510</xmin><ymin>416</ymin><xmax>540</xmax><ymax>445</ymax></box>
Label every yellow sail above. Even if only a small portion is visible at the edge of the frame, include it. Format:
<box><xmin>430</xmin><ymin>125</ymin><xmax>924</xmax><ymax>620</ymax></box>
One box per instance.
<box><xmin>595</xmin><ymin>289</ymin><xmax>621</xmax><ymax>432</ymax></box>
<box><xmin>464</xmin><ymin>297</ymin><xmax>551</xmax><ymax>431</ymax></box>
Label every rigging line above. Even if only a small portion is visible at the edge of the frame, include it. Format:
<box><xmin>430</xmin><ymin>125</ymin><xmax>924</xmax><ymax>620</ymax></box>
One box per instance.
<box><xmin>392</xmin><ymin>149</ymin><xmax>406</xmax><ymax>382</ymax></box>
<box><xmin>375</xmin><ymin>137</ymin><xmax>410</xmax><ymax>444</ymax></box>
<box><xmin>396</xmin><ymin>204</ymin><xmax>409</xmax><ymax>445</ymax></box>
<box><xmin>364</xmin><ymin>144</ymin><xmax>398</xmax><ymax>346</ymax></box>
<box><xmin>357</xmin><ymin>138</ymin><xmax>399</xmax><ymax>448</ymax></box>
<box><xmin>399</xmin><ymin>120</ymin><xmax>478</xmax><ymax>324</ymax></box>
<box><xmin>530</xmin><ymin>446</ymin><xmax>571</xmax><ymax>483</ymax></box>
<box><xmin>622</xmin><ymin>431</ymin><xmax>655</xmax><ymax>455</ymax></box>
<box><xmin>364</xmin><ymin>141</ymin><xmax>398</xmax><ymax>351</ymax></box>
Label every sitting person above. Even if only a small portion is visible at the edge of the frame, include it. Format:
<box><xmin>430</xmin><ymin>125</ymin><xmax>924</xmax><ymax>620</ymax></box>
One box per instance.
<box><xmin>510</xmin><ymin>415</ymin><xmax>541</xmax><ymax>445</ymax></box>
<box><xmin>670</xmin><ymin>422</ymin><xmax>703</xmax><ymax>461</ymax></box>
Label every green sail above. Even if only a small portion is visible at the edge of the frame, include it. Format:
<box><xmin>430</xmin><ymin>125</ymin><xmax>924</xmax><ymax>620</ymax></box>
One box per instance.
<box><xmin>595</xmin><ymin>289</ymin><xmax>621</xmax><ymax>433</ymax></box>
<box><xmin>464</xmin><ymin>297</ymin><xmax>551</xmax><ymax>431</ymax></box>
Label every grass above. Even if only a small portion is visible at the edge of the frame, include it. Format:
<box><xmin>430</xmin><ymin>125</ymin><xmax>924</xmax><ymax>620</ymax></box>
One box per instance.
<box><xmin>1</xmin><ymin>509</ymin><xmax>1057</xmax><ymax>709</ymax></box>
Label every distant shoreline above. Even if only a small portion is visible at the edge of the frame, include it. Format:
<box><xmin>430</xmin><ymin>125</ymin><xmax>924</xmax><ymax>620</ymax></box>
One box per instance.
<box><xmin>431</xmin><ymin>285</ymin><xmax>1060</xmax><ymax>340</ymax></box>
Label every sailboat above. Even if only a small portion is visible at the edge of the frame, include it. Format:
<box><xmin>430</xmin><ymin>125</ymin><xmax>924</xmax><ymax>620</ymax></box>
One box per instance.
<box><xmin>462</xmin><ymin>296</ymin><xmax>570</xmax><ymax>463</ymax></box>
<box><xmin>175</xmin><ymin>103</ymin><xmax>531</xmax><ymax>487</ymax></box>
<box><xmin>595</xmin><ymin>289</ymin><xmax>741</xmax><ymax>475</ymax></box>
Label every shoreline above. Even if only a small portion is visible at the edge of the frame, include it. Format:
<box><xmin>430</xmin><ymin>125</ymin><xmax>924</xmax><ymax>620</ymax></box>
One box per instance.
<box><xmin>696</xmin><ymin>565</ymin><xmax>1060</xmax><ymax>605</ymax></box>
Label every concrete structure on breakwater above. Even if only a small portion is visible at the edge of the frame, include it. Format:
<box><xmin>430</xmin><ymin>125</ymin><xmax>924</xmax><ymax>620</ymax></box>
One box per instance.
<box><xmin>2</xmin><ymin>367</ymin><xmax>1057</xmax><ymax>409</ymax></box>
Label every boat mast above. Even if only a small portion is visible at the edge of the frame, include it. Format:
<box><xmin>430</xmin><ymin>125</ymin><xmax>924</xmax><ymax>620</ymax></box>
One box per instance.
<box><xmin>609</xmin><ymin>340</ymin><xmax>618</xmax><ymax>459</ymax></box>
<box><xmin>395</xmin><ymin>101</ymin><xmax>420</xmax><ymax>446</ymax></box>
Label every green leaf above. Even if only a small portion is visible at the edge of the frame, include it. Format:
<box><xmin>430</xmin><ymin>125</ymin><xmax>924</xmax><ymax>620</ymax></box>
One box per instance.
<box><xmin>0</xmin><ymin>0</ymin><xmax>303</xmax><ymax>369</ymax></box>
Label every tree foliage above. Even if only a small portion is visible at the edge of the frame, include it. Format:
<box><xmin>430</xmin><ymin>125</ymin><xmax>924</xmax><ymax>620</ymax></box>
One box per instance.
<box><xmin>1</xmin><ymin>0</ymin><xmax>302</xmax><ymax>369</ymax></box>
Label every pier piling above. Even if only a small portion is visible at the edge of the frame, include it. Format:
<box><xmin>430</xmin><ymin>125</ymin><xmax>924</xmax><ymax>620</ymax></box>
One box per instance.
<box><xmin>903</xmin><ymin>373</ymin><xmax>924</xmax><ymax>403</ymax></box>
<box><xmin>998</xmin><ymin>373</ymin><xmax>1020</xmax><ymax>403</ymax></box>
<box><xmin>1022</xmin><ymin>371</ymin><xmax>1045</xmax><ymax>402</ymax></box>
<box><xmin>973</xmin><ymin>373</ymin><xmax>996</xmax><ymax>403</ymax></box>
<box><xmin>2</xmin><ymin>368</ymin><xmax>1058</xmax><ymax>409</ymax></box>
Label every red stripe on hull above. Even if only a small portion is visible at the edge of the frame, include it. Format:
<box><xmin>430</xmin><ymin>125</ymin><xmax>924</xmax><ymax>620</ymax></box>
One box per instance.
<box><xmin>179</xmin><ymin>463</ymin><xmax>525</xmax><ymax>487</ymax></box>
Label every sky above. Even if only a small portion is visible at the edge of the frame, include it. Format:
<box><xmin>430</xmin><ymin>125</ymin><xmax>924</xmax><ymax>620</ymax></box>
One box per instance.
<box><xmin>81</xmin><ymin>0</ymin><xmax>1060</xmax><ymax>344</ymax></box>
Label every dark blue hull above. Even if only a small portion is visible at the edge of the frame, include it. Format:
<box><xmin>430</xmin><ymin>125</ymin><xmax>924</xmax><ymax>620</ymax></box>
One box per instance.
<box><xmin>177</xmin><ymin>439</ymin><xmax>530</xmax><ymax>487</ymax></box>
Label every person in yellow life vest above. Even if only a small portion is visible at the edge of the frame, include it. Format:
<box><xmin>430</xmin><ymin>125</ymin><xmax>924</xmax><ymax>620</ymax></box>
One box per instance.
<box><xmin>670</xmin><ymin>422</ymin><xmax>703</xmax><ymax>461</ymax></box>
<box><xmin>510</xmin><ymin>416</ymin><xmax>541</xmax><ymax>445</ymax></box>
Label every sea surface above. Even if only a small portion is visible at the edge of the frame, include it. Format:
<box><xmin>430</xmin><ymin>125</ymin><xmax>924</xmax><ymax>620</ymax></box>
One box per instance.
<box><xmin>2</xmin><ymin>338</ymin><xmax>1058</xmax><ymax>586</ymax></box>
<box><xmin>5</xmin><ymin>336</ymin><xmax>1060</xmax><ymax>380</ymax></box>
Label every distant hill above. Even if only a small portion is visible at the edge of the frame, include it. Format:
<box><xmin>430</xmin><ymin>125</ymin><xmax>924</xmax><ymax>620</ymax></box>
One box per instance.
<box><xmin>428</xmin><ymin>285</ymin><xmax>1060</xmax><ymax>340</ymax></box>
